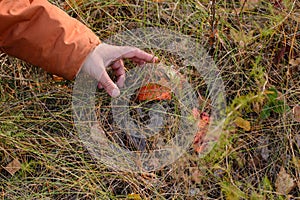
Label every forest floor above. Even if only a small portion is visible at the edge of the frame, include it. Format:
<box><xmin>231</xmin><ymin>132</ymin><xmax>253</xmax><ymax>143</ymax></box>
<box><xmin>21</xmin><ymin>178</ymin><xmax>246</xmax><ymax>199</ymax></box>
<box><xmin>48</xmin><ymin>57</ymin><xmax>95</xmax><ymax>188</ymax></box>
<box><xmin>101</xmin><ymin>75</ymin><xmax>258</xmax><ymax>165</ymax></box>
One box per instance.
<box><xmin>0</xmin><ymin>0</ymin><xmax>299</xmax><ymax>199</ymax></box>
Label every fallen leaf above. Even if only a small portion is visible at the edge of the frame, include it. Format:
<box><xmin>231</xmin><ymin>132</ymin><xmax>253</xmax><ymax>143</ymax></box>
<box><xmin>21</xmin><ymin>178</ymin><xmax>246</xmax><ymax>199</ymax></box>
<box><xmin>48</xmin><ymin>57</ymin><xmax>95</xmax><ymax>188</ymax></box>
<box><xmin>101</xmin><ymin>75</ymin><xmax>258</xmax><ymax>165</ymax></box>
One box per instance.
<box><xmin>293</xmin><ymin>105</ymin><xmax>300</xmax><ymax>122</ymax></box>
<box><xmin>289</xmin><ymin>58</ymin><xmax>300</xmax><ymax>66</ymax></box>
<box><xmin>3</xmin><ymin>158</ymin><xmax>21</xmax><ymax>176</ymax></box>
<box><xmin>137</xmin><ymin>83</ymin><xmax>171</xmax><ymax>101</ymax></box>
<box><xmin>192</xmin><ymin>109</ymin><xmax>210</xmax><ymax>153</ymax></box>
<box><xmin>234</xmin><ymin>117</ymin><xmax>251</xmax><ymax>131</ymax></box>
<box><xmin>275</xmin><ymin>167</ymin><xmax>296</xmax><ymax>194</ymax></box>
<box><xmin>192</xmin><ymin>108</ymin><xmax>210</xmax><ymax>129</ymax></box>
<box><xmin>200</xmin><ymin>112</ymin><xmax>210</xmax><ymax>124</ymax></box>
<box><xmin>190</xmin><ymin>167</ymin><xmax>202</xmax><ymax>183</ymax></box>
<box><xmin>127</xmin><ymin>193</ymin><xmax>142</xmax><ymax>200</ymax></box>
<box><xmin>52</xmin><ymin>75</ymin><xmax>64</xmax><ymax>82</ymax></box>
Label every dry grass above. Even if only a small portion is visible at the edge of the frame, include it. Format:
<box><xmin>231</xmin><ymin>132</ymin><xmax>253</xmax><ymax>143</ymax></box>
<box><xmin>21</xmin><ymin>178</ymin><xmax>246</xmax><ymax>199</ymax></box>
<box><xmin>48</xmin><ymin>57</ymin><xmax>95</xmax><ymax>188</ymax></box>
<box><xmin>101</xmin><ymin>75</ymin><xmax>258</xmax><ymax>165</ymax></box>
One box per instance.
<box><xmin>0</xmin><ymin>0</ymin><xmax>299</xmax><ymax>199</ymax></box>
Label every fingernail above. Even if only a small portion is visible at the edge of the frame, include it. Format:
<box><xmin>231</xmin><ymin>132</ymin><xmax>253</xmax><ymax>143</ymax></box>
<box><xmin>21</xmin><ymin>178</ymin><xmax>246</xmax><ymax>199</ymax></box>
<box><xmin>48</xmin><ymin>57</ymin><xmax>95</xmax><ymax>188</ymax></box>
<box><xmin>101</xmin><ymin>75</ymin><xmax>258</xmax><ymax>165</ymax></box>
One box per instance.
<box><xmin>111</xmin><ymin>88</ymin><xmax>120</xmax><ymax>98</ymax></box>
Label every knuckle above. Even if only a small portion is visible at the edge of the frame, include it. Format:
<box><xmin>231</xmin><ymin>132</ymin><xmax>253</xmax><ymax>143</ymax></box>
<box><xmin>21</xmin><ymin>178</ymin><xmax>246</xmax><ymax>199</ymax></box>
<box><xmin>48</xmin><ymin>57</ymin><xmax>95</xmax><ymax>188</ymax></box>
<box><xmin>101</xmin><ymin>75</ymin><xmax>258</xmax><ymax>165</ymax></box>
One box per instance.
<box><xmin>127</xmin><ymin>46</ymin><xmax>139</xmax><ymax>52</ymax></box>
<box><xmin>102</xmin><ymin>79</ymin><xmax>115</xmax><ymax>89</ymax></box>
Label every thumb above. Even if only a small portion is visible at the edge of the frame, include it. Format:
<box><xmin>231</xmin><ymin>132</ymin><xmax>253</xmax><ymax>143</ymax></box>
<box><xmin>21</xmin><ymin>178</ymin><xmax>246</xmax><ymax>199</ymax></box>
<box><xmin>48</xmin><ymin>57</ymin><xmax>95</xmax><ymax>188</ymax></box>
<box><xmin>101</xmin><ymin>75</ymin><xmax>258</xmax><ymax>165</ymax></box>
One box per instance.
<box><xmin>99</xmin><ymin>70</ymin><xmax>120</xmax><ymax>98</ymax></box>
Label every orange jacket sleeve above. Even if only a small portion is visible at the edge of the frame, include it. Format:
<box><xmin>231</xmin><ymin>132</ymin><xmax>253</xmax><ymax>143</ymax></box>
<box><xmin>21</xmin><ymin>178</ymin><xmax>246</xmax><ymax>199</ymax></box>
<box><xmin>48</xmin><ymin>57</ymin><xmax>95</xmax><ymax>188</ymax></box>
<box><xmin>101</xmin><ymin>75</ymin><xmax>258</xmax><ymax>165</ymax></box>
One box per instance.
<box><xmin>0</xmin><ymin>0</ymin><xmax>100</xmax><ymax>80</ymax></box>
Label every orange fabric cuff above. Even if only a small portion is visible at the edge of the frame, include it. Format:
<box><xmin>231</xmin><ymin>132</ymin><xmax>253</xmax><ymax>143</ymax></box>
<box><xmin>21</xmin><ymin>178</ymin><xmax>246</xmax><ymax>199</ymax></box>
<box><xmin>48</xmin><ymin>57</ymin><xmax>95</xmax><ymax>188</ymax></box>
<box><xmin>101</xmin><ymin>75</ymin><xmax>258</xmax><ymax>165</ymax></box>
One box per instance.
<box><xmin>0</xmin><ymin>0</ymin><xmax>100</xmax><ymax>80</ymax></box>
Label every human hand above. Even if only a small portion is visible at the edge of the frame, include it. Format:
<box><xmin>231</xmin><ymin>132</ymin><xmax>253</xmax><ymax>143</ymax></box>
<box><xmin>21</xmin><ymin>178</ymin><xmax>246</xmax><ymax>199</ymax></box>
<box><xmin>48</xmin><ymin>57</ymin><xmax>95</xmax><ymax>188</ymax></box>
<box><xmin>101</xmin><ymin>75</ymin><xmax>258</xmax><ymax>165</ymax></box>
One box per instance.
<box><xmin>80</xmin><ymin>43</ymin><xmax>158</xmax><ymax>97</ymax></box>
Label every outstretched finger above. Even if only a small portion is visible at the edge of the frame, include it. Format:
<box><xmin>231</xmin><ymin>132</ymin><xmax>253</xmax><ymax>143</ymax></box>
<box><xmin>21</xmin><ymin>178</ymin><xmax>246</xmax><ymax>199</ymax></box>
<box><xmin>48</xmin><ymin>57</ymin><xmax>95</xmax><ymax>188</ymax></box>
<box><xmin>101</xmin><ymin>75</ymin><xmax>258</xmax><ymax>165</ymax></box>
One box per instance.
<box><xmin>121</xmin><ymin>47</ymin><xmax>159</xmax><ymax>63</ymax></box>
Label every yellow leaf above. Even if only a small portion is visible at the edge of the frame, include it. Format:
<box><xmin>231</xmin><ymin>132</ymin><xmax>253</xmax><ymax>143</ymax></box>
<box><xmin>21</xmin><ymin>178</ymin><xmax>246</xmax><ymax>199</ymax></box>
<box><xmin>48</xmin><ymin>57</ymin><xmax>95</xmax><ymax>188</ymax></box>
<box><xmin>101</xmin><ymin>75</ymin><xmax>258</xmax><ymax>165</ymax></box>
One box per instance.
<box><xmin>292</xmin><ymin>157</ymin><xmax>300</xmax><ymax>170</ymax></box>
<box><xmin>275</xmin><ymin>167</ymin><xmax>296</xmax><ymax>194</ymax></box>
<box><xmin>234</xmin><ymin>117</ymin><xmax>251</xmax><ymax>131</ymax></box>
<box><xmin>3</xmin><ymin>158</ymin><xmax>21</xmax><ymax>176</ymax></box>
<box><xmin>127</xmin><ymin>193</ymin><xmax>142</xmax><ymax>200</ymax></box>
